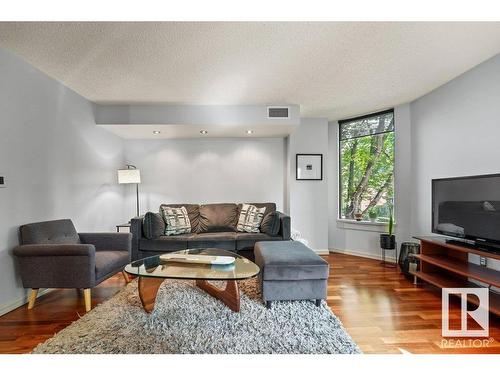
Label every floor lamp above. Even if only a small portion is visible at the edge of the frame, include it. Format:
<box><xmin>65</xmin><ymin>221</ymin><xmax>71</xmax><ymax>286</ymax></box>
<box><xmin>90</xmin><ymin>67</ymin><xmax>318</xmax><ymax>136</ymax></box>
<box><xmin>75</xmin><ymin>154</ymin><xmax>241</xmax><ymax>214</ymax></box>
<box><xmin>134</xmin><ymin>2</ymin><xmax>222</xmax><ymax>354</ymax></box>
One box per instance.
<box><xmin>118</xmin><ymin>165</ymin><xmax>141</xmax><ymax>218</ymax></box>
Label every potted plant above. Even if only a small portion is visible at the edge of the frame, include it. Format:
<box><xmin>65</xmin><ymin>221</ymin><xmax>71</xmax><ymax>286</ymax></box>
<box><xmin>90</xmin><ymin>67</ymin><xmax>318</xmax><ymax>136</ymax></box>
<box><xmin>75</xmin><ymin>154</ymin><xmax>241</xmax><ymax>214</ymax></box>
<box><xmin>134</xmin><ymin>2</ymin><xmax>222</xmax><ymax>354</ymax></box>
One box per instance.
<box><xmin>379</xmin><ymin>208</ymin><xmax>395</xmax><ymax>250</ymax></box>
<box><xmin>354</xmin><ymin>210</ymin><xmax>363</xmax><ymax>221</ymax></box>
<box><xmin>368</xmin><ymin>207</ymin><xmax>378</xmax><ymax>222</ymax></box>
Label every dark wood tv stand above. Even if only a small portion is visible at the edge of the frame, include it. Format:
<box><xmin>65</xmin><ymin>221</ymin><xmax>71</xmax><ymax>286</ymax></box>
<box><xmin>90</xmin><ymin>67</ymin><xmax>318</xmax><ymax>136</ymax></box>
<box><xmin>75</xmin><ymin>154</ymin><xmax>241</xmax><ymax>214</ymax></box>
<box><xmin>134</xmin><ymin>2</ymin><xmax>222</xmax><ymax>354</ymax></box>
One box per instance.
<box><xmin>412</xmin><ymin>236</ymin><xmax>500</xmax><ymax>316</ymax></box>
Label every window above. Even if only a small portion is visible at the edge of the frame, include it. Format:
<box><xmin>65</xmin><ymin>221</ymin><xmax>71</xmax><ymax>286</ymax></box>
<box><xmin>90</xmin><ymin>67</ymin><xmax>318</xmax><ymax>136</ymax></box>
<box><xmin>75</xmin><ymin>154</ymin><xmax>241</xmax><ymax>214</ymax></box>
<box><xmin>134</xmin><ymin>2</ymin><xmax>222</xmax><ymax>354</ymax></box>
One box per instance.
<box><xmin>339</xmin><ymin>109</ymin><xmax>394</xmax><ymax>222</ymax></box>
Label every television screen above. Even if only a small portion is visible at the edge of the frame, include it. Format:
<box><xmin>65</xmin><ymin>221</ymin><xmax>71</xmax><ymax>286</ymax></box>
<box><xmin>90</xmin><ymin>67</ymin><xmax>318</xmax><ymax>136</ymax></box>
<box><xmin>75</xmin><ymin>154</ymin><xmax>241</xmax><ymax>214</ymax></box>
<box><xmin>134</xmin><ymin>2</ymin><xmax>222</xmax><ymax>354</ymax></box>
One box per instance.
<box><xmin>432</xmin><ymin>173</ymin><xmax>500</xmax><ymax>245</ymax></box>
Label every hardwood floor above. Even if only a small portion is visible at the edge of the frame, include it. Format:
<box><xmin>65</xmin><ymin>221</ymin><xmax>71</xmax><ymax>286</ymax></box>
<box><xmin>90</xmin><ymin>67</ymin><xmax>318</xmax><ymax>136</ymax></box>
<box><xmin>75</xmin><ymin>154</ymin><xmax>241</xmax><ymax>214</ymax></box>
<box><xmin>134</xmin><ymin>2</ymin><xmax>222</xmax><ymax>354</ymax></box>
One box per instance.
<box><xmin>327</xmin><ymin>253</ymin><xmax>500</xmax><ymax>353</ymax></box>
<box><xmin>0</xmin><ymin>275</ymin><xmax>126</xmax><ymax>354</ymax></box>
<box><xmin>0</xmin><ymin>252</ymin><xmax>498</xmax><ymax>354</ymax></box>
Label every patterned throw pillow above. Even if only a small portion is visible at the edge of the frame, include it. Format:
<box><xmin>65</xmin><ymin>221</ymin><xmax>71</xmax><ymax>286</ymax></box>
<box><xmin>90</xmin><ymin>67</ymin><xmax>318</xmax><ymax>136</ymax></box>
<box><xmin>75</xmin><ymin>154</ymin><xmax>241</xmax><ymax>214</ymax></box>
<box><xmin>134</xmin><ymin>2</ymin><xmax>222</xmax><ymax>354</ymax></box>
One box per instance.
<box><xmin>161</xmin><ymin>206</ymin><xmax>191</xmax><ymax>236</ymax></box>
<box><xmin>237</xmin><ymin>204</ymin><xmax>266</xmax><ymax>233</ymax></box>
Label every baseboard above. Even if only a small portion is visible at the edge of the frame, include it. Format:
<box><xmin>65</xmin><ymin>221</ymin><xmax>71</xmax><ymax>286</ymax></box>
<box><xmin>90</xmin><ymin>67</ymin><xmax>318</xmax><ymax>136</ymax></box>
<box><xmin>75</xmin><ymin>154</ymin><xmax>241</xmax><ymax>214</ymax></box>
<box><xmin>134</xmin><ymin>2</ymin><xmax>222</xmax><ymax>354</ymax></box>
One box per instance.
<box><xmin>329</xmin><ymin>248</ymin><xmax>397</xmax><ymax>263</ymax></box>
<box><xmin>314</xmin><ymin>249</ymin><xmax>330</xmax><ymax>255</ymax></box>
<box><xmin>0</xmin><ymin>288</ymin><xmax>53</xmax><ymax>316</ymax></box>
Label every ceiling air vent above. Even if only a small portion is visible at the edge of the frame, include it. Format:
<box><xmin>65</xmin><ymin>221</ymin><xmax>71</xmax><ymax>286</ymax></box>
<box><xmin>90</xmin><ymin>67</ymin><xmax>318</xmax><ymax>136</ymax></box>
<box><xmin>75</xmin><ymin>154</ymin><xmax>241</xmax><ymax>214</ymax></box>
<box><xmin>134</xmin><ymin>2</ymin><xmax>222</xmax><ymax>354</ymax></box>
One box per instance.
<box><xmin>267</xmin><ymin>106</ymin><xmax>290</xmax><ymax>119</ymax></box>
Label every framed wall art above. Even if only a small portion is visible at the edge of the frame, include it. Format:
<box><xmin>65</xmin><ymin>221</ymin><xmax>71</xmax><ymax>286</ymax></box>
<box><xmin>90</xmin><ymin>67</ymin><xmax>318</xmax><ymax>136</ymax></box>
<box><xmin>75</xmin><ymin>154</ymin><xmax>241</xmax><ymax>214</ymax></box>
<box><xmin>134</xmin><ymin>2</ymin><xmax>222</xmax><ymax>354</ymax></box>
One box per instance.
<box><xmin>296</xmin><ymin>154</ymin><xmax>323</xmax><ymax>181</ymax></box>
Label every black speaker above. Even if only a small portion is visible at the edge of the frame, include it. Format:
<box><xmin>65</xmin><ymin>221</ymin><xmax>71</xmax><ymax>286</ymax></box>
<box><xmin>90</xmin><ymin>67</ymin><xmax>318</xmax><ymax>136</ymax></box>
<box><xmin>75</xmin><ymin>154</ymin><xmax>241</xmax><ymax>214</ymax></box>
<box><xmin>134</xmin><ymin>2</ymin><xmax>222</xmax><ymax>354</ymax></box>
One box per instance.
<box><xmin>398</xmin><ymin>242</ymin><xmax>420</xmax><ymax>276</ymax></box>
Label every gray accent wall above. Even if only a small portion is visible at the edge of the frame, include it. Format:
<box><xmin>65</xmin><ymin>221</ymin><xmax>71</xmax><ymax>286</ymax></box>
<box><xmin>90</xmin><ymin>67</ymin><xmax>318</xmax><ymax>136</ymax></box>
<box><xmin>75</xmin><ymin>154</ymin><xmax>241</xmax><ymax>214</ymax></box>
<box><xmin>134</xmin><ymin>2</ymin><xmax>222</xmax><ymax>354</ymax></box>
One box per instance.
<box><xmin>410</xmin><ymin>53</ymin><xmax>500</xmax><ymax>273</ymax></box>
<box><xmin>0</xmin><ymin>48</ymin><xmax>126</xmax><ymax>314</ymax></box>
<box><xmin>410</xmin><ymin>54</ymin><xmax>500</xmax><ymax>237</ymax></box>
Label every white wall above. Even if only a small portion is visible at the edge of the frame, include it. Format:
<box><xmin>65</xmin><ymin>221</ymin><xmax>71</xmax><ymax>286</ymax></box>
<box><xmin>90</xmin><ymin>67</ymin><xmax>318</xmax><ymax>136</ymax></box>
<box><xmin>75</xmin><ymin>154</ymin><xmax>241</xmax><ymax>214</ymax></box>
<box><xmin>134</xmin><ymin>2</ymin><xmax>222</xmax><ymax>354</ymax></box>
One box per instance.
<box><xmin>328</xmin><ymin>105</ymin><xmax>412</xmax><ymax>260</ymax></box>
<box><xmin>327</xmin><ymin>122</ymin><xmax>345</xmax><ymax>250</ymax></box>
<box><xmin>0</xmin><ymin>48</ymin><xmax>126</xmax><ymax>315</ymax></box>
<box><xmin>287</xmin><ymin>118</ymin><xmax>329</xmax><ymax>252</ymax></box>
<box><xmin>411</xmin><ymin>54</ymin><xmax>500</xmax><ymax>271</ymax></box>
<box><xmin>123</xmin><ymin>138</ymin><xmax>285</xmax><ymax>215</ymax></box>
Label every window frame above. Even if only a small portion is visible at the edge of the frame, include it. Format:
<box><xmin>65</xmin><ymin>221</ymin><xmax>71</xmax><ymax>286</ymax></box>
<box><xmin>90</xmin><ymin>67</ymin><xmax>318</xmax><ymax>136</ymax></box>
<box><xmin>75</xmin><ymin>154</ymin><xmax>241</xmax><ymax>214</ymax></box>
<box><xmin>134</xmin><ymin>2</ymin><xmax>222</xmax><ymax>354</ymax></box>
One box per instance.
<box><xmin>338</xmin><ymin>108</ymin><xmax>395</xmax><ymax>222</ymax></box>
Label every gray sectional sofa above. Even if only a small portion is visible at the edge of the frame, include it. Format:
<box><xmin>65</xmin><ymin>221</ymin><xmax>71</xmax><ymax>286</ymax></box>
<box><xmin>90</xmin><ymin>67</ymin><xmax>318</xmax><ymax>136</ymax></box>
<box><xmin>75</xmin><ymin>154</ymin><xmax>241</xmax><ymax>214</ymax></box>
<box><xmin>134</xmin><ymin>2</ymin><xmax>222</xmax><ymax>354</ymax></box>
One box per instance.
<box><xmin>131</xmin><ymin>202</ymin><xmax>291</xmax><ymax>260</ymax></box>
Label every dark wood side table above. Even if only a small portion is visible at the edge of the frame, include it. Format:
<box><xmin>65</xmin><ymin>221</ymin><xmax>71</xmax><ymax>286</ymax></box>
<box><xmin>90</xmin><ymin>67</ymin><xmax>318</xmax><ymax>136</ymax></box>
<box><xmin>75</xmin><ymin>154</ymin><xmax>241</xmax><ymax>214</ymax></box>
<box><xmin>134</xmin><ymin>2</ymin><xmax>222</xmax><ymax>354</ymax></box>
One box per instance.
<box><xmin>116</xmin><ymin>223</ymin><xmax>131</xmax><ymax>233</ymax></box>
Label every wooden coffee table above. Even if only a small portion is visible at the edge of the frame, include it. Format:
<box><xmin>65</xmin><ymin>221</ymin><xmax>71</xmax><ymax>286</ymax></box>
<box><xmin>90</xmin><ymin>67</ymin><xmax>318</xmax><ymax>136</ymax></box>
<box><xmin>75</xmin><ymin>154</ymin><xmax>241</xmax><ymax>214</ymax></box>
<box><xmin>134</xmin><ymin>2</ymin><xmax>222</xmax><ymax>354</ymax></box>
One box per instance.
<box><xmin>124</xmin><ymin>248</ymin><xmax>260</xmax><ymax>313</ymax></box>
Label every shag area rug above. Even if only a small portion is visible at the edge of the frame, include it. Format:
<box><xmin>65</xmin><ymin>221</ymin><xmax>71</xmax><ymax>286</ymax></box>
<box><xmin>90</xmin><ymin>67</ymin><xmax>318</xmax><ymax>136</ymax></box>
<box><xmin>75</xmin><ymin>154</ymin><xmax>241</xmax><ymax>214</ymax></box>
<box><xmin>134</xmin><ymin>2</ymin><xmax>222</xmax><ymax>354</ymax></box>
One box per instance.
<box><xmin>33</xmin><ymin>278</ymin><xmax>361</xmax><ymax>354</ymax></box>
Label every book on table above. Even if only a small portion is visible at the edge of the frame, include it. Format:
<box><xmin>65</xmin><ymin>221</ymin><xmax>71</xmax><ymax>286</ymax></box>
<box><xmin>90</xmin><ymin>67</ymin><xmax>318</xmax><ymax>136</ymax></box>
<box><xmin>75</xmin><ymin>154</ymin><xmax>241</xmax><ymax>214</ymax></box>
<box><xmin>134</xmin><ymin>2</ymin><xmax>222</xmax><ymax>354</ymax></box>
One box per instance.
<box><xmin>159</xmin><ymin>253</ymin><xmax>236</xmax><ymax>265</ymax></box>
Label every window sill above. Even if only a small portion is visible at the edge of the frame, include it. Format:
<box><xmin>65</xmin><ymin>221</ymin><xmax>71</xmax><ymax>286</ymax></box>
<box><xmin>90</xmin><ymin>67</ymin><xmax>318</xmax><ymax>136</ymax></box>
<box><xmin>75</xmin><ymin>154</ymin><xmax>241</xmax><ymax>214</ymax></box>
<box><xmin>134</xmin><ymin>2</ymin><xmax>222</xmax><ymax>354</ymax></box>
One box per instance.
<box><xmin>337</xmin><ymin>219</ymin><xmax>394</xmax><ymax>233</ymax></box>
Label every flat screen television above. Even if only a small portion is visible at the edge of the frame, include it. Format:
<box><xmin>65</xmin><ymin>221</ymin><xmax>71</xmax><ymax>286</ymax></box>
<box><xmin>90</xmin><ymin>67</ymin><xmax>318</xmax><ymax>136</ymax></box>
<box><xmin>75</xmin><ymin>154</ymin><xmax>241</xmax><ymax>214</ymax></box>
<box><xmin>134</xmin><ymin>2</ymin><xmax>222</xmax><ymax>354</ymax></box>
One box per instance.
<box><xmin>432</xmin><ymin>173</ymin><xmax>500</xmax><ymax>252</ymax></box>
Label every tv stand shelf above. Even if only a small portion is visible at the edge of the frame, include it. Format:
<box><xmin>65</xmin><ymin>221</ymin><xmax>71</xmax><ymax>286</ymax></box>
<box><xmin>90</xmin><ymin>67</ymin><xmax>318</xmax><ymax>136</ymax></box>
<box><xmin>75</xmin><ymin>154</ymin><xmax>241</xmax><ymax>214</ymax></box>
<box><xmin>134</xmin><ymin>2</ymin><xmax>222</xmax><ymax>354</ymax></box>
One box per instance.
<box><xmin>411</xmin><ymin>270</ymin><xmax>500</xmax><ymax>315</ymax></box>
<box><xmin>412</xmin><ymin>236</ymin><xmax>500</xmax><ymax>316</ymax></box>
<box><xmin>413</xmin><ymin>254</ymin><xmax>500</xmax><ymax>287</ymax></box>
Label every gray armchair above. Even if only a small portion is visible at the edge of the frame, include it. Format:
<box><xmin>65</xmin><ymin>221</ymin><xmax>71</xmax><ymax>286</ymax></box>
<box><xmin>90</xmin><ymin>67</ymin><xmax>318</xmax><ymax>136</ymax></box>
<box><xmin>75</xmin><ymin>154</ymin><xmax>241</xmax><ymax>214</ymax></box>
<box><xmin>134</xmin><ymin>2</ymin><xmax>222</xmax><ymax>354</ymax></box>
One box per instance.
<box><xmin>13</xmin><ymin>219</ymin><xmax>132</xmax><ymax>312</ymax></box>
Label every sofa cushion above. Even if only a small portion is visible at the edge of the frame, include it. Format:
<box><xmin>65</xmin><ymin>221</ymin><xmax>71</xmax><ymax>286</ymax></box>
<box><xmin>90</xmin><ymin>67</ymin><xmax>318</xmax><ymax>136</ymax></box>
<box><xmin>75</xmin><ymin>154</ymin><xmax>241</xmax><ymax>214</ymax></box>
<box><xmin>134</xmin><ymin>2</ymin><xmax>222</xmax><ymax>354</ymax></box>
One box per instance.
<box><xmin>254</xmin><ymin>241</ymin><xmax>329</xmax><ymax>281</ymax></box>
<box><xmin>198</xmin><ymin>203</ymin><xmax>238</xmax><ymax>233</ymax></box>
<box><xmin>188</xmin><ymin>232</ymin><xmax>236</xmax><ymax>250</ymax></box>
<box><xmin>260</xmin><ymin>211</ymin><xmax>281</xmax><ymax>236</ymax></box>
<box><xmin>161</xmin><ymin>206</ymin><xmax>192</xmax><ymax>235</ymax></box>
<box><xmin>159</xmin><ymin>204</ymin><xmax>200</xmax><ymax>231</ymax></box>
<box><xmin>142</xmin><ymin>212</ymin><xmax>166</xmax><ymax>239</ymax></box>
<box><xmin>95</xmin><ymin>250</ymin><xmax>130</xmax><ymax>281</ymax></box>
<box><xmin>237</xmin><ymin>204</ymin><xmax>267</xmax><ymax>233</ymax></box>
<box><xmin>236</xmin><ymin>232</ymin><xmax>283</xmax><ymax>251</ymax></box>
<box><xmin>139</xmin><ymin>234</ymin><xmax>191</xmax><ymax>252</ymax></box>
<box><xmin>20</xmin><ymin>219</ymin><xmax>80</xmax><ymax>245</ymax></box>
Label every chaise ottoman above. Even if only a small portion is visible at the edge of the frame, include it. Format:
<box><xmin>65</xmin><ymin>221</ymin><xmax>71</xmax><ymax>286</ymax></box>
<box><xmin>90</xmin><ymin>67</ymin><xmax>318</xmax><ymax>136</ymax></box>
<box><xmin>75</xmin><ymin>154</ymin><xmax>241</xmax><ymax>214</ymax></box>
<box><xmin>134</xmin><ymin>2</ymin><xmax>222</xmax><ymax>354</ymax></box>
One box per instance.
<box><xmin>254</xmin><ymin>241</ymin><xmax>329</xmax><ymax>308</ymax></box>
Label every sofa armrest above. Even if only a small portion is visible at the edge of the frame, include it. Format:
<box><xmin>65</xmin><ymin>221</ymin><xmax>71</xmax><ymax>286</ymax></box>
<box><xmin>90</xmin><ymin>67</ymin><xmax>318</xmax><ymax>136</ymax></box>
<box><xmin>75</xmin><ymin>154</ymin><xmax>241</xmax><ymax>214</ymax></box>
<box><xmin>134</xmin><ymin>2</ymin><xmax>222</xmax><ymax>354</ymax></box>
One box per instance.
<box><xmin>13</xmin><ymin>243</ymin><xmax>95</xmax><ymax>257</ymax></box>
<box><xmin>79</xmin><ymin>232</ymin><xmax>132</xmax><ymax>254</ymax></box>
<box><xmin>130</xmin><ymin>217</ymin><xmax>144</xmax><ymax>261</ymax></box>
<box><xmin>276</xmin><ymin>211</ymin><xmax>291</xmax><ymax>240</ymax></box>
<box><xmin>13</xmin><ymin>244</ymin><xmax>96</xmax><ymax>289</ymax></box>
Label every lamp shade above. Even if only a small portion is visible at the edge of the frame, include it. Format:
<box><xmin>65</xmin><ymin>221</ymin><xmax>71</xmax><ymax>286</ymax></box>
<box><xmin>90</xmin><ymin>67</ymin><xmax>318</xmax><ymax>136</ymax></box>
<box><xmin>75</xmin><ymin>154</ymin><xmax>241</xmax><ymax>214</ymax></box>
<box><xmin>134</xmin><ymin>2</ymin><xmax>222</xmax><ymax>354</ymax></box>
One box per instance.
<box><xmin>118</xmin><ymin>169</ymin><xmax>141</xmax><ymax>184</ymax></box>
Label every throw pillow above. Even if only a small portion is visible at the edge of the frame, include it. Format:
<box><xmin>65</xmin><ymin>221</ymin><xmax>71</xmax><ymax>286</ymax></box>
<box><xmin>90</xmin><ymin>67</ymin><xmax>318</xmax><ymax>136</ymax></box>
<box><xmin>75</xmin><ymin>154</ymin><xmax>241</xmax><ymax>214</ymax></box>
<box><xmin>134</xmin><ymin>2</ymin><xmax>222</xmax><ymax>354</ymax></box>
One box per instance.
<box><xmin>159</xmin><ymin>204</ymin><xmax>200</xmax><ymax>232</ymax></box>
<box><xmin>198</xmin><ymin>203</ymin><xmax>239</xmax><ymax>233</ymax></box>
<box><xmin>483</xmin><ymin>201</ymin><xmax>496</xmax><ymax>211</ymax></box>
<box><xmin>237</xmin><ymin>204</ymin><xmax>266</xmax><ymax>233</ymax></box>
<box><xmin>260</xmin><ymin>211</ymin><xmax>280</xmax><ymax>236</ymax></box>
<box><xmin>142</xmin><ymin>212</ymin><xmax>166</xmax><ymax>239</ymax></box>
<box><xmin>161</xmin><ymin>206</ymin><xmax>192</xmax><ymax>236</ymax></box>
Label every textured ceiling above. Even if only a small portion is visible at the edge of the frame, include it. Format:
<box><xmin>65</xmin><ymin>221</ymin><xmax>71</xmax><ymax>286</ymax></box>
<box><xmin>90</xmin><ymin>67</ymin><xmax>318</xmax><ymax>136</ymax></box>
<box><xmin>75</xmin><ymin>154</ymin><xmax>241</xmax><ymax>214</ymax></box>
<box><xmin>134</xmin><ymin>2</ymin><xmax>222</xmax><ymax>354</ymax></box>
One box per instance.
<box><xmin>1</xmin><ymin>22</ymin><xmax>500</xmax><ymax>120</ymax></box>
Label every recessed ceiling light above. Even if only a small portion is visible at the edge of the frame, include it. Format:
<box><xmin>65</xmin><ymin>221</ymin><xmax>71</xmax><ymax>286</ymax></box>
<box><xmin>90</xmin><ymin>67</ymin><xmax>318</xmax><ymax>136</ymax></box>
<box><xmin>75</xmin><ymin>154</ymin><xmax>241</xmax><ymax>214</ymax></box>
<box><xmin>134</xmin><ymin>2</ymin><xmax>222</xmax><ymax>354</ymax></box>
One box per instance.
<box><xmin>152</xmin><ymin>131</ymin><xmax>161</xmax><ymax>134</ymax></box>
<box><xmin>200</xmin><ymin>130</ymin><xmax>208</xmax><ymax>134</ymax></box>
<box><xmin>246</xmin><ymin>130</ymin><xmax>254</xmax><ymax>135</ymax></box>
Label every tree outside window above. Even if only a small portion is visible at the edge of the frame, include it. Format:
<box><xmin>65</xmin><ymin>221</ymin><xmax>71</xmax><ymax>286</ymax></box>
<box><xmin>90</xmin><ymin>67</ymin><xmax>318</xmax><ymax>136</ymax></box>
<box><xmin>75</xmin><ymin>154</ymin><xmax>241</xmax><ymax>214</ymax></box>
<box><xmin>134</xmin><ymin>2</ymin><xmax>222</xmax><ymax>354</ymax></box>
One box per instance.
<box><xmin>339</xmin><ymin>109</ymin><xmax>394</xmax><ymax>222</ymax></box>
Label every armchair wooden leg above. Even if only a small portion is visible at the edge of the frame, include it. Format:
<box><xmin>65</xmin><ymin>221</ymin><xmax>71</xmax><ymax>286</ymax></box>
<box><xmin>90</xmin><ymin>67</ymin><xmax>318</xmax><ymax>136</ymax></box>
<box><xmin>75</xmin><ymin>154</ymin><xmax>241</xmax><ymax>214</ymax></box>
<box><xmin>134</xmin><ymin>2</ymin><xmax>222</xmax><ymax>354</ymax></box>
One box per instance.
<box><xmin>27</xmin><ymin>289</ymin><xmax>39</xmax><ymax>309</ymax></box>
<box><xmin>83</xmin><ymin>288</ymin><xmax>91</xmax><ymax>312</ymax></box>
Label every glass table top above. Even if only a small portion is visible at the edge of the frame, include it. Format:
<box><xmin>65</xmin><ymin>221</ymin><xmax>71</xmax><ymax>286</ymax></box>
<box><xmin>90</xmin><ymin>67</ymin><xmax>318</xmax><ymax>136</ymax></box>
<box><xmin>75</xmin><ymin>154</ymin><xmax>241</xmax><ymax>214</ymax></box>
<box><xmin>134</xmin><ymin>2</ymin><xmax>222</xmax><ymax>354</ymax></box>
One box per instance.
<box><xmin>124</xmin><ymin>248</ymin><xmax>260</xmax><ymax>280</ymax></box>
